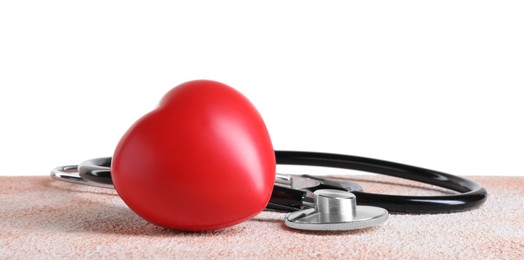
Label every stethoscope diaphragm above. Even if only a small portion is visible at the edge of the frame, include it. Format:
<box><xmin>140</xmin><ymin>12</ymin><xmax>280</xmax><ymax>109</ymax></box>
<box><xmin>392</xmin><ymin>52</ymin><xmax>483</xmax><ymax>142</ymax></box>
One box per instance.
<box><xmin>284</xmin><ymin>189</ymin><xmax>388</xmax><ymax>231</ymax></box>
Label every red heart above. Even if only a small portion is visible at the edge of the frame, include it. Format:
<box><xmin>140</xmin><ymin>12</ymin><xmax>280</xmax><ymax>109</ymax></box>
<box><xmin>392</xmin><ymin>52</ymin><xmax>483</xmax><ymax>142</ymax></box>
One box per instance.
<box><xmin>112</xmin><ymin>80</ymin><xmax>275</xmax><ymax>231</ymax></box>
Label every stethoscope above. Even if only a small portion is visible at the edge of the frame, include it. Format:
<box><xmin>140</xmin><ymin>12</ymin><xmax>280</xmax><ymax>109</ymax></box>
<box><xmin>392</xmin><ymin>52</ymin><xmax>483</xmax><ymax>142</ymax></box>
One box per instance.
<box><xmin>50</xmin><ymin>80</ymin><xmax>487</xmax><ymax>232</ymax></box>
<box><xmin>52</xmin><ymin>151</ymin><xmax>487</xmax><ymax>231</ymax></box>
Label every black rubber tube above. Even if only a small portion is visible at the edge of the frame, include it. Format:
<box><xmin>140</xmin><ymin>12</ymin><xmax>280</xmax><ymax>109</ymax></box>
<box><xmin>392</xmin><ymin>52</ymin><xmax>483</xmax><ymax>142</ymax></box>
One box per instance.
<box><xmin>275</xmin><ymin>151</ymin><xmax>487</xmax><ymax>213</ymax></box>
<box><xmin>78</xmin><ymin>151</ymin><xmax>487</xmax><ymax>213</ymax></box>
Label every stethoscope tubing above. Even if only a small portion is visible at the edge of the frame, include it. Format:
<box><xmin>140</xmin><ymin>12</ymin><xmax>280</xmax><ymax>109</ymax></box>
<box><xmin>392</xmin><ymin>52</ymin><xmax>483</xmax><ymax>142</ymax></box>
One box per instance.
<box><xmin>52</xmin><ymin>151</ymin><xmax>487</xmax><ymax>214</ymax></box>
<box><xmin>275</xmin><ymin>151</ymin><xmax>487</xmax><ymax>213</ymax></box>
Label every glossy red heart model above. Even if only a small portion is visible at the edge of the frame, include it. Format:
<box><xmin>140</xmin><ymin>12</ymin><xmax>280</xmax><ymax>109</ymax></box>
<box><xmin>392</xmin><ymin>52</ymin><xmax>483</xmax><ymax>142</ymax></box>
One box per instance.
<box><xmin>112</xmin><ymin>80</ymin><xmax>276</xmax><ymax>231</ymax></box>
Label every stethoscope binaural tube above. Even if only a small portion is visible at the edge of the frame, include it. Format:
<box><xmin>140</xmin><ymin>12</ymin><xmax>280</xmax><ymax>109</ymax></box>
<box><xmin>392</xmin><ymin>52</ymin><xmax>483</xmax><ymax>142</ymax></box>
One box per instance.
<box><xmin>52</xmin><ymin>150</ymin><xmax>487</xmax><ymax>214</ymax></box>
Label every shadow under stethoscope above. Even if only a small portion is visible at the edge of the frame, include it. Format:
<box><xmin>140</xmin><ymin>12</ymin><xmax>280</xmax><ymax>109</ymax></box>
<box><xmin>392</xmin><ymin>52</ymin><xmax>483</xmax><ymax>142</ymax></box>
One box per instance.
<box><xmin>337</xmin><ymin>175</ymin><xmax>458</xmax><ymax>195</ymax></box>
<box><xmin>46</xmin><ymin>178</ymin><xmax>119</xmax><ymax>196</ymax></box>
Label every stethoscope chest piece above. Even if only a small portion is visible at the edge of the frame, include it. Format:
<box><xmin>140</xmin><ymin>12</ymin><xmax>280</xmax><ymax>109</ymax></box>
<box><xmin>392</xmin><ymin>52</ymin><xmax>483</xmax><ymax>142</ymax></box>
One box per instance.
<box><xmin>285</xmin><ymin>189</ymin><xmax>388</xmax><ymax>231</ymax></box>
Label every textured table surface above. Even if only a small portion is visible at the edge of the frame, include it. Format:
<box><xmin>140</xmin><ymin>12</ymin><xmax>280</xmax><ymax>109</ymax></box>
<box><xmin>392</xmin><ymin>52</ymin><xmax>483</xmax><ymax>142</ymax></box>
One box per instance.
<box><xmin>1</xmin><ymin>175</ymin><xmax>523</xmax><ymax>259</ymax></box>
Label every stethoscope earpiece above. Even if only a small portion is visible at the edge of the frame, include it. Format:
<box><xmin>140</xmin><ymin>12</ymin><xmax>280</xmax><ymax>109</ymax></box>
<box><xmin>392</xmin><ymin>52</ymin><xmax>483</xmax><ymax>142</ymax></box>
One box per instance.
<box><xmin>284</xmin><ymin>189</ymin><xmax>388</xmax><ymax>231</ymax></box>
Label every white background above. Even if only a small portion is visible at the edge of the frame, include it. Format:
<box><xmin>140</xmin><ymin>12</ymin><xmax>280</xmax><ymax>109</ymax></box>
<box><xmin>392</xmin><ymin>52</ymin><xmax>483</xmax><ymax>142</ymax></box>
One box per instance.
<box><xmin>0</xmin><ymin>1</ymin><xmax>522</xmax><ymax>176</ymax></box>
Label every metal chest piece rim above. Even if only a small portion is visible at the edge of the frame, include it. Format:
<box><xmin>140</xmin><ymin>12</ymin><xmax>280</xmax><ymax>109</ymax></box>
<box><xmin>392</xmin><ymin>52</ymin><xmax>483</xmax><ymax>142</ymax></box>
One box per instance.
<box><xmin>284</xmin><ymin>189</ymin><xmax>389</xmax><ymax>231</ymax></box>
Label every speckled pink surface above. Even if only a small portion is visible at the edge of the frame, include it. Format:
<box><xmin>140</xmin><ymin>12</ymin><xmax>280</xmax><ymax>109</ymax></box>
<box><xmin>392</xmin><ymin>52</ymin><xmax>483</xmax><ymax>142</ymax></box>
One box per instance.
<box><xmin>1</xmin><ymin>175</ymin><xmax>523</xmax><ymax>259</ymax></box>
